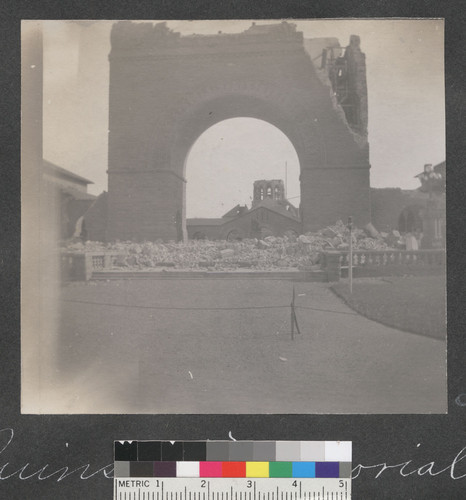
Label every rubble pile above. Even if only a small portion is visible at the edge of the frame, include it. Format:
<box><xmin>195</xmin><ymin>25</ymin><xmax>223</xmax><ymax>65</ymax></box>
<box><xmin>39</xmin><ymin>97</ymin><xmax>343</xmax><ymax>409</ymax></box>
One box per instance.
<box><xmin>62</xmin><ymin>220</ymin><xmax>392</xmax><ymax>271</ymax></box>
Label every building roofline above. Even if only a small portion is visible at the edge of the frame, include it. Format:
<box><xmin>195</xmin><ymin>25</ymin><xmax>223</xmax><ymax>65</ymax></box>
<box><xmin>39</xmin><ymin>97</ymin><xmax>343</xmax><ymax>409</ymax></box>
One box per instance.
<box><xmin>43</xmin><ymin>159</ymin><xmax>94</xmax><ymax>185</ymax></box>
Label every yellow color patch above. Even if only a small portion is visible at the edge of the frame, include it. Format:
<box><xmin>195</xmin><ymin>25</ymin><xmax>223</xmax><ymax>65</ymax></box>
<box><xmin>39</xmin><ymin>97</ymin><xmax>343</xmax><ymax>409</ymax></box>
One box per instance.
<box><xmin>246</xmin><ymin>462</ymin><xmax>269</xmax><ymax>478</ymax></box>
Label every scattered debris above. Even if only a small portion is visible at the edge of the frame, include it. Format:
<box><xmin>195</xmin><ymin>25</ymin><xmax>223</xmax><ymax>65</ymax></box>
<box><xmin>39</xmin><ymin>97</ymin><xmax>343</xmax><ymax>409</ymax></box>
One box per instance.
<box><xmin>188</xmin><ymin>371</ymin><xmax>193</xmax><ymax>379</ymax></box>
<box><xmin>62</xmin><ymin>220</ymin><xmax>394</xmax><ymax>271</ymax></box>
<box><xmin>279</xmin><ymin>356</ymin><xmax>288</xmax><ymax>362</ymax></box>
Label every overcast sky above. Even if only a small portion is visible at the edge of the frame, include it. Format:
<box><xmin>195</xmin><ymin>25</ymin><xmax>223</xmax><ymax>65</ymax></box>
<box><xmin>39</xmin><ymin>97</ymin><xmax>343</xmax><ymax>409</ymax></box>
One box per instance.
<box><xmin>41</xmin><ymin>19</ymin><xmax>445</xmax><ymax>218</ymax></box>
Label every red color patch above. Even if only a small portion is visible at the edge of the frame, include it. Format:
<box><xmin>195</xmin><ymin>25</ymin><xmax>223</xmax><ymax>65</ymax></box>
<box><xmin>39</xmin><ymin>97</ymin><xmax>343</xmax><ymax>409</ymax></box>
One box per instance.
<box><xmin>222</xmin><ymin>461</ymin><xmax>246</xmax><ymax>477</ymax></box>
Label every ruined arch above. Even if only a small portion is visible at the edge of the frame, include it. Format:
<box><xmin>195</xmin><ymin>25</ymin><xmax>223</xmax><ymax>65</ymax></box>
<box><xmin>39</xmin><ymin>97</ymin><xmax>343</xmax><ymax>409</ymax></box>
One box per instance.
<box><xmin>106</xmin><ymin>21</ymin><xmax>371</xmax><ymax>241</ymax></box>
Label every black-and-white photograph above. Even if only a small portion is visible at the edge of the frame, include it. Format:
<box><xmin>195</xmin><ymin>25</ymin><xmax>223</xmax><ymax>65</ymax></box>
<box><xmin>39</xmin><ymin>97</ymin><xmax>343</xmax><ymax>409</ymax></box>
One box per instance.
<box><xmin>21</xmin><ymin>19</ymin><xmax>446</xmax><ymax>414</ymax></box>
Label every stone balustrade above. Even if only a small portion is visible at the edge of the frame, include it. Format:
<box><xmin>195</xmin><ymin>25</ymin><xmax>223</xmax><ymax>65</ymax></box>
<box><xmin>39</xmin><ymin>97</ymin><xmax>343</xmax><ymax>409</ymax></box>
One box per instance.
<box><xmin>322</xmin><ymin>249</ymin><xmax>445</xmax><ymax>281</ymax></box>
<box><xmin>61</xmin><ymin>252</ymin><xmax>122</xmax><ymax>281</ymax></box>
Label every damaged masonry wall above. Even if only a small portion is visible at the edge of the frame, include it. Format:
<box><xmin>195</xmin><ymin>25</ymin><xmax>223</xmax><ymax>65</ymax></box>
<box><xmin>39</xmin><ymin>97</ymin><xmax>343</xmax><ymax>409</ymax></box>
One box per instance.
<box><xmin>304</xmin><ymin>35</ymin><xmax>368</xmax><ymax>148</ymax></box>
<box><xmin>106</xmin><ymin>21</ymin><xmax>372</xmax><ymax>241</ymax></box>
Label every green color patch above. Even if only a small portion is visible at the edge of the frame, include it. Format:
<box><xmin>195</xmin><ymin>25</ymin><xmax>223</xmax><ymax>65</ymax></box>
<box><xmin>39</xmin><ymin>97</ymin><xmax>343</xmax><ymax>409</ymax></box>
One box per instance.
<box><xmin>269</xmin><ymin>462</ymin><xmax>293</xmax><ymax>477</ymax></box>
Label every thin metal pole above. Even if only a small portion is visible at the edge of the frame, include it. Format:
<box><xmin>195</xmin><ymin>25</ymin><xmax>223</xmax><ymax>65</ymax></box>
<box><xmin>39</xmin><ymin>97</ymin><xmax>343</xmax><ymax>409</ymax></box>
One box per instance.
<box><xmin>291</xmin><ymin>285</ymin><xmax>295</xmax><ymax>340</ymax></box>
<box><xmin>349</xmin><ymin>221</ymin><xmax>353</xmax><ymax>294</ymax></box>
<box><xmin>285</xmin><ymin>161</ymin><xmax>288</xmax><ymax>199</ymax></box>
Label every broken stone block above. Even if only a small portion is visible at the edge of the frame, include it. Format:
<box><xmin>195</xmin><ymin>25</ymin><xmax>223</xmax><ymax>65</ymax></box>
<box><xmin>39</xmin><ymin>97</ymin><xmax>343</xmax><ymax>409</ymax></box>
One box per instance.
<box><xmin>257</xmin><ymin>240</ymin><xmax>271</xmax><ymax>249</ymax></box>
<box><xmin>364</xmin><ymin>222</ymin><xmax>380</xmax><ymax>238</ymax></box>
<box><xmin>220</xmin><ymin>248</ymin><xmax>235</xmax><ymax>258</ymax></box>
<box><xmin>298</xmin><ymin>235</ymin><xmax>312</xmax><ymax>244</ymax></box>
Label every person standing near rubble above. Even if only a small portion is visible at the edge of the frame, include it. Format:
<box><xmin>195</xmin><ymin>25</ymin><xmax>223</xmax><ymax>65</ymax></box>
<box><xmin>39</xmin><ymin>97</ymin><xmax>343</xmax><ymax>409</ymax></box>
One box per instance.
<box><xmin>405</xmin><ymin>231</ymin><xmax>419</xmax><ymax>251</ymax></box>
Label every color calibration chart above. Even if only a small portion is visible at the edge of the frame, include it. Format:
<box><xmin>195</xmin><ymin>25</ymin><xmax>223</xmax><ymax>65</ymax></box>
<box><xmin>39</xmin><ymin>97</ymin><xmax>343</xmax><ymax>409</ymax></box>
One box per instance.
<box><xmin>114</xmin><ymin>440</ymin><xmax>352</xmax><ymax>499</ymax></box>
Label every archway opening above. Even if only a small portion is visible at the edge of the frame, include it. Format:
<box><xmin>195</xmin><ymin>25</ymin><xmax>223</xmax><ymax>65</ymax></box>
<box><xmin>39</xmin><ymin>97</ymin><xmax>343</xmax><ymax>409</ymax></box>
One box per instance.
<box><xmin>185</xmin><ymin>117</ymin><xmax>300</xmax><ymax>240</ymax></box>
<box><xmin>398</xmin><ymin>205</ymin><xmax>424</xmax><ymax>234</ymax></box>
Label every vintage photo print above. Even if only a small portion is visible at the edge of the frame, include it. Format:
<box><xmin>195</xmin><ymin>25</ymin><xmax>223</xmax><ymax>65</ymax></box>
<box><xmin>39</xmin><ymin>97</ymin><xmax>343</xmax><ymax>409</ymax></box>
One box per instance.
<box><xmin>21</xmin><ymin>19</ymin><xmax>446</xmax><ymax>414</ymax></box>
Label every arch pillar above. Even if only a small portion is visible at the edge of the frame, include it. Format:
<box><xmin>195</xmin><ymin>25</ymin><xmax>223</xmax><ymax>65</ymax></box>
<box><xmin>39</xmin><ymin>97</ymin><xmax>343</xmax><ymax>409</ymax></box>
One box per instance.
<box><xmin>300</xmin><ymin>164</ymin><xmax>371</xmax><ymax>232</ymax></box>
<box><xmin>107</xmin><ymin>169</ymin><xmax>186</xmax><ymax>241</ymax></box>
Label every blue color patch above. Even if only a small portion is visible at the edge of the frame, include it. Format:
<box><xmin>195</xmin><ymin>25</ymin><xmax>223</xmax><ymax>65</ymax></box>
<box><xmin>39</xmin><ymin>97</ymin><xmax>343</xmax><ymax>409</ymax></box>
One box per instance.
<box><xmin>292</xmin><ymin>462</ymin><xmax>315</xmax><ymax>478</ymax></box>
<box><xmin>316</xmin><ymin>462</ymin><xmax>339</xmax><ymax>478</ymax></box>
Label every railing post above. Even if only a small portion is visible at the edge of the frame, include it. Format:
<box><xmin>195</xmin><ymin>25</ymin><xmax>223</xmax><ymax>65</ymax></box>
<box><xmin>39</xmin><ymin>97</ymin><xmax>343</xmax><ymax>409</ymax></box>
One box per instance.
<box><xmin>325</xmin><ymin>251</ymin><xmax>342</xmax><ymax>282</ymax></box>
<box><xmin>104</xmin><ymin>253</ymin><xmax>113</xmax><ymax>269</ymax></box>
<box><xmin>347</xmin><ymin>217</ymin><xmax>353</xmax><ymax>293</ymax></box>
<box><xmin>84</xmin><ymin>254</ymin><xmax>93</xmax><ymax>281</ymax></box>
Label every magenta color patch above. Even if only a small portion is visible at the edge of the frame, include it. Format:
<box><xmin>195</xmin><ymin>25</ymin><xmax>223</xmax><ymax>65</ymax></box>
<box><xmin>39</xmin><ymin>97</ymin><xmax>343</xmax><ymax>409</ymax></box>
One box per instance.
<box><xmin>199</xmin><ymin>461</ymin><xmax>223</xmax><ymax>477</ymax></box>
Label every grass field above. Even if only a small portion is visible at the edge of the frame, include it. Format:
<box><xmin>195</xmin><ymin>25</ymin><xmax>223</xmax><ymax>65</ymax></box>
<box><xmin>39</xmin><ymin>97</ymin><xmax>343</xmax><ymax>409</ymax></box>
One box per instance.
<box><xmin>35</xmin><ymin>278</ymin><xmax>447</xmax><ymax>414</ymax></box>
<box><xmin>331</xmin><ymin>276</ymin><xmax>446</xmax><ymax>339</ymax></box>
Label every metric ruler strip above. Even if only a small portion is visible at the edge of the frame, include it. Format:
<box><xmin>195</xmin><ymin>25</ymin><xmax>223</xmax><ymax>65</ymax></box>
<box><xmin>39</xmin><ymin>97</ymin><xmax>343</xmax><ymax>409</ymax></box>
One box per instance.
<box><xmin>114</xmin><ymin>478</ymin><xmax>351</xmax><ymax>500</ymax></box>
<box><xmin>113</xmin><ymin>441</ymin><xmax>352</xmax><ymax>500</ymax></box>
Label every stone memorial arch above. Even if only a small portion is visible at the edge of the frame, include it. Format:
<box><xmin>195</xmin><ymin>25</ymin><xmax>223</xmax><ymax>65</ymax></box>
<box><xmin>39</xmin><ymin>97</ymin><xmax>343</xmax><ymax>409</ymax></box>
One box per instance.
<box><xmin>107</xmin><ymin>21</ymin><xmax>371</xmax><ymax>241</ymax></box>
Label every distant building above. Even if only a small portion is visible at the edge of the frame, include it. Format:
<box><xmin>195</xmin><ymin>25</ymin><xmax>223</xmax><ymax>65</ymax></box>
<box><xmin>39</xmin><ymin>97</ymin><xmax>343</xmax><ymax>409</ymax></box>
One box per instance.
<box><xmin>370</xmin><ymin>160</ymin><xmax>445</xmax><ymax>248</ymax></box>
<box><xmin>187</xmin><ymin>179</ymin><xmax>301</xmax><ymax>240</ymax></box>
<box><xmin>42</xmin><ymin>160</ymin><xmax>96</xmax><ymax>239</ymax></box>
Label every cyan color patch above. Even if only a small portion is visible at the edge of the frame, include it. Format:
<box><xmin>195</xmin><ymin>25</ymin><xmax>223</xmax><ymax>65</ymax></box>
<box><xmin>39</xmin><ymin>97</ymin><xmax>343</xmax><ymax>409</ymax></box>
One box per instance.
<box><xmin>292</xmin><ymin>462</ymin><xmax>316</xmax><ymax>478</ymax></box>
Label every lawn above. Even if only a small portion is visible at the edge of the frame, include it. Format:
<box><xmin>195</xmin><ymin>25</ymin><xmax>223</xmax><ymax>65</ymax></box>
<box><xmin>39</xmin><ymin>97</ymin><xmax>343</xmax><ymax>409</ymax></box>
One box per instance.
<box><xmin>331</xmin><ymin>275</ymin><xmax>446</xmax><ymax>339</ymax></box>
<box><xmin>32</xmin><ymin>278</ymin><xmax>447</xmax><ymax>414</ymax></box>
